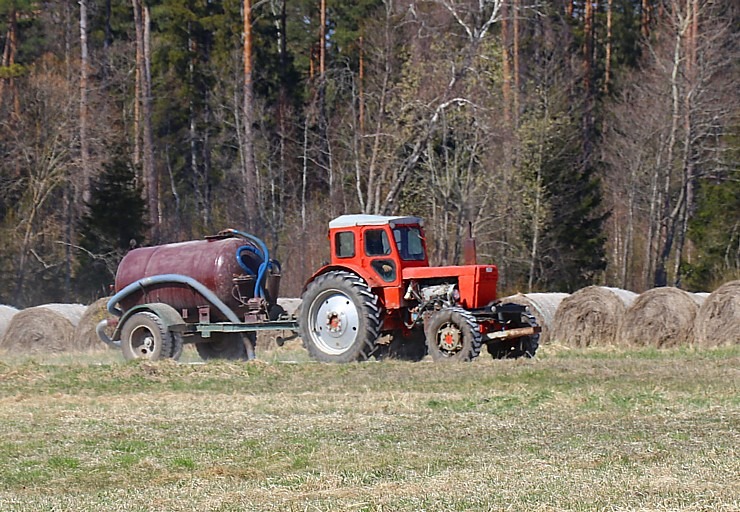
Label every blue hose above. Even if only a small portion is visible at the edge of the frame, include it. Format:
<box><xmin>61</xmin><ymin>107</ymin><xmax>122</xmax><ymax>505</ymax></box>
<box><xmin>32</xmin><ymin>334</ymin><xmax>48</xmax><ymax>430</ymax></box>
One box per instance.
<box><xmin>226</xmin><ymin>229</ymin><xmax>271</xmax><ymax>299</ymax></box>
<box><xmin>236</xmin><ymin>245</ymin><xmax>260</xmax><ymax>275</ymax></box>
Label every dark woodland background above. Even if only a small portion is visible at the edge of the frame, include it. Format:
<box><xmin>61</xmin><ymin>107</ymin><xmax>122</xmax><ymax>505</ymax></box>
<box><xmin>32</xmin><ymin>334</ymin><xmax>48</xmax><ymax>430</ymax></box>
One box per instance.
<box><xmin>0</xmin><ymin>0</ymin><xmax>737</xmax><ymax>306</ymax></box>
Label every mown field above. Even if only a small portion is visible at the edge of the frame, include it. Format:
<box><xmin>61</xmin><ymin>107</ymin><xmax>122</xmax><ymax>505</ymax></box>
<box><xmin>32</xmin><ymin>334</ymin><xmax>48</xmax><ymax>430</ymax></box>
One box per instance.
<box><xmin>0</xmin><ymin>344</ymin><xmax>738</xmax><ymax>511</ymax></box>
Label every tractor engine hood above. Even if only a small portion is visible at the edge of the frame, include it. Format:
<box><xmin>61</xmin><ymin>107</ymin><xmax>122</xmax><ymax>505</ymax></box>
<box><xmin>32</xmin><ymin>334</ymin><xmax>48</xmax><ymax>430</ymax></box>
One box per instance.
<box><xmin>402</xmin><ymin>265</ymin><xmax>499</xmax><ymax>309</ymax></box>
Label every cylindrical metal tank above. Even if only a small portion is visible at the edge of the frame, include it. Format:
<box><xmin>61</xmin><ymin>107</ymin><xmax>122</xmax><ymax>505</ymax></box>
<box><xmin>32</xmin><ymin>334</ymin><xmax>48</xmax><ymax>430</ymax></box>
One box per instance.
<box><xmin>115</xmin><ymin>236</ymin><xmax>264</xmax><ymax>322</ymax></box>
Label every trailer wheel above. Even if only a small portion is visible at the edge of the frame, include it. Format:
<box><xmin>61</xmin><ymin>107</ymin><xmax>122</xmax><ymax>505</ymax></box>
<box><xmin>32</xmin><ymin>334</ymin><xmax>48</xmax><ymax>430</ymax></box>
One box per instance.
<box><xmin>120</xmin><ymin>312</ymin><xmax>183</xmax><ymax>361</ymax></box>
<box><xmin>425</xmin><ymin>307</ymin><xmax>482</xmax><ymax>362</ymax></box>
<box><xmin>300</xmin><ymin>271</ymin><xmax>380</xmax><ymax>363</ymax></box>
<box><xmin>486</xmin><ymin>311</ymin><xmax>540</xmax><ymax>359</ymax></box>
<box><xmin>195</xmin><ymin>332</ymin><xmax>255</xmax><ymax>361</ymax></box>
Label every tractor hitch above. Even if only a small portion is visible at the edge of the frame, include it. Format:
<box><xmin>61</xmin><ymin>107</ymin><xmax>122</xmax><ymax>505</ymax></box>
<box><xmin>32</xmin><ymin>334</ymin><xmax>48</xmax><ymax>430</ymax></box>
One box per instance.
<box><xmin>484</xmin><ymin>325</ymin><xmax>540</xmax><ymax>341</ymax></box>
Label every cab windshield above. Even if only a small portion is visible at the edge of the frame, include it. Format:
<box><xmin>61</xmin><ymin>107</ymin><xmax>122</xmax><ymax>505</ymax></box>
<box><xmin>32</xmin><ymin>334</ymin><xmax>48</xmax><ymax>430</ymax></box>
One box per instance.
<box><xmin>393</xmin><ymin>226</ymin><xmax>426</xmax><ymax>261</ymax></box>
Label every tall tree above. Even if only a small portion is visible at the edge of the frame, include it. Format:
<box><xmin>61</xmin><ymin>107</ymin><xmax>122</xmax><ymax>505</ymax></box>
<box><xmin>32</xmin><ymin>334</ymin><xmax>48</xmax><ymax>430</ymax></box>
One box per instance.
<box><xmin>79</xmin><ymin>0</ymin><xmax>90</xmax><ymax>203</ymax></box>
<box><xmin>132</xmin><ymin>0</ymin><xmax>158</xmax><ymax>240</ymax></box>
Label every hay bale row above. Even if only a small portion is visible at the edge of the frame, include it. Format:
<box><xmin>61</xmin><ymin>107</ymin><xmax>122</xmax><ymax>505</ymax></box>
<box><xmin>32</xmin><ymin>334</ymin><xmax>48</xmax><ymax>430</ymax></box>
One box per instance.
<box><xmin>0</xmin><ymin>299</ymin><xmax>117</xmax><ymax>355</ymax></box>
<box><xmin>550</xmin><ymin>286</ymin><xmax>637</xmax><ymax>347</ymax></box>
<box><xmin>500</xmin><ymin>293</ymin><xmax>569</xmax><ymax>344</ymax></box>
<box><xmin>0</xmin><ymin>303</ymin><xmax>87</xmax><ymax>354</ymax></box>
<box><xmin>548</xmin><ymin>281</ymin><xmax>738</xmax><ymax>349</ymax></box>
<box><xmin>695</xmin><ymin>280</ymin><xmax>740</xmax><ymax>347</ymax></box>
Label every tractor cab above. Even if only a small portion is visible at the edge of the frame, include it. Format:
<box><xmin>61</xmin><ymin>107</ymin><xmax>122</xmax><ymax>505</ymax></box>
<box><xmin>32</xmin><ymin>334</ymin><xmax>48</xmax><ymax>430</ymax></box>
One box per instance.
<box><xmin>328</xmin><ymin>214</ymin><xmax>429</xmax><ymax>286</ymax></box>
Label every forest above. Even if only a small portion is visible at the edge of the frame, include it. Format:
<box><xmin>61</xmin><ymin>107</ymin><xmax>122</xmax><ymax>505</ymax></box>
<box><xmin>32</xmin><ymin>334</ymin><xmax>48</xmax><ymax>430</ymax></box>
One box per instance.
<box><xmin>0</xmin><ymin>0</ymin><xmax>737</xmax><ymax>307</ymax></box>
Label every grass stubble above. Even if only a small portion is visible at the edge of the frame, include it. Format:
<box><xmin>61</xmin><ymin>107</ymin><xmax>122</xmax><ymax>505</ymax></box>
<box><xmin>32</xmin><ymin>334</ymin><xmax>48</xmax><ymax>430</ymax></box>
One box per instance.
<box><xmin>0</xmin><ymin>344</ymin><xmax>737</xmax><ymax>511</ymax></box>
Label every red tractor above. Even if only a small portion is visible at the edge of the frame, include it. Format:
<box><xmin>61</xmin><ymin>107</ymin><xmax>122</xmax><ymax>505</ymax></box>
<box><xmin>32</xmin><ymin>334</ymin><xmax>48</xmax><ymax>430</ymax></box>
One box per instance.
<box><xmin>100</xmin><ymin>214</ymin><xmax>539</xmax><ymax>363</ymax></box>
<box><xmin>299</xmin><ymin>214</ymin><xmax>539</xmax><ymax>362</ymax></box>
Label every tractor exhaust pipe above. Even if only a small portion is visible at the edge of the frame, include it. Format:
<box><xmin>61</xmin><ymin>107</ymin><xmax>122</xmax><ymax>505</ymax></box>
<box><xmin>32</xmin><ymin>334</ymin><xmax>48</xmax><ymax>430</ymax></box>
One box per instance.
<box><xmin>463</xmin><ymin>221</ymin><xmax>477</xmax><ymax>265</ymax></box>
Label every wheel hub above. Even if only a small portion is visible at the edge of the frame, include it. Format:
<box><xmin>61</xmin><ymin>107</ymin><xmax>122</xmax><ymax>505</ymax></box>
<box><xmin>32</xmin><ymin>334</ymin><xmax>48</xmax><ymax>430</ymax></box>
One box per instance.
<box><xmin>438</xmin><ymin>324</ymin><xmax>462</xmax><ymax>352</ymax></box>
<box><xmin>326</xmin><ymin>311</ymin><xmax>345</xmax><ymax>334</ymax></box>
<box><xmin>131</xmin><ymin>326</ymin><xmax>156</xmax><ymax>357</ymax></box>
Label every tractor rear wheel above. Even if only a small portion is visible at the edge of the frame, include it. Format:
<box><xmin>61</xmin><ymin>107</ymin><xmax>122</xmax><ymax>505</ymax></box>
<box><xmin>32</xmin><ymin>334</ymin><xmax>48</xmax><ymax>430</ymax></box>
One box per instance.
<box><xmin>120</xmin><ymin>312</ymin><xmax>183</xmax><ymax>361</ymax></box>
<box><xmin>486</xmin><ymin>311</ymin><xmax>540</xmax><ymax>359</ymax></box>
<box><xmin>195</xmin><ymin>332</ymin><xmax>255</xmax><ymax>361</ymax></box>
<box><xmin>300</xmin><ymin>271</ymin><xmax>381</xmax><ymax>363</ymax></box>
<box><xmin>425</xmin><ymin>307</ymin><xmax>482</xmax><ymax>362</ymax></box>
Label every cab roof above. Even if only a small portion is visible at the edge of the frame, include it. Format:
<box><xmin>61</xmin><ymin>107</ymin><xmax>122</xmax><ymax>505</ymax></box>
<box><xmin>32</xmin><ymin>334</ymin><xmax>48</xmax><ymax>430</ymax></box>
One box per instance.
<box><xmin>329</xmin><ymin>214</ymin><xmax>423</xmax><ymax>229</ymax></box>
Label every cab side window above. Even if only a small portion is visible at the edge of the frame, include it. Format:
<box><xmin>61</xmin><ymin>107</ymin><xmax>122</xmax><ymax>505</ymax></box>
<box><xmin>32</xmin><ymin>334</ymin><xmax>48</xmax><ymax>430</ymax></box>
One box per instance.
<box><xmin>335</xmin><ymin>231</ymin><xmax>355</xmax><ymax>258</ymax></box>
<box><xmin>365</xmin><ymin>229</ymin><xmax>391</xmax><ymax>256</ymax></box>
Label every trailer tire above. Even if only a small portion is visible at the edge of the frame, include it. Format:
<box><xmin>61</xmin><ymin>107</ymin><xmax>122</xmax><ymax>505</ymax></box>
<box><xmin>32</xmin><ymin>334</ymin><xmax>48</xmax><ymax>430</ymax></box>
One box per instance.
<box><xmin>425</xmin><ymin>307</ymin><xmax>482</xmax><ymax>362</ymax></box>
<box><xmin>195</xmin><ymin>332</ymin><xmax>255</xmax><ymax>361</ymax></box>
<box><xmin>300</xmin><ymin>271</ymin><xmax>380</xmax><ymax>363</ymax></box>
<box><xmin>120</xmin><ymin>312</ymin><xmax>183</xmax><ymax>361</ymax></box>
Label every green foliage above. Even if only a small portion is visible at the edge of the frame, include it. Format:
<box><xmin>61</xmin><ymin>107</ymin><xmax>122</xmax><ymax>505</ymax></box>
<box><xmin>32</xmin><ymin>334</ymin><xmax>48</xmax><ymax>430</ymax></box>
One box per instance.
<box><xmin>519</xmin><ymin>109</ymin><xmax>608</xmax><ymax>292</ymax></box>
<box><xmin>683</xmin><ymin>175</ymin><xmax>740</xmax><ymax>290</ymax></box>
<box><xmin>75</xmin><ymin>150</ymin><xmax>148</xmax><ymax>300</ymax></box>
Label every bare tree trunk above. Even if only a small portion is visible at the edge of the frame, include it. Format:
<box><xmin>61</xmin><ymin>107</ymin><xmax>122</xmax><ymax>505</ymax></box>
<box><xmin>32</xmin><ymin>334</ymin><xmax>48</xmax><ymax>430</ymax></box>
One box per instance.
<box><xmin>132</xmin><ymin>0</ymin><xmax>158</xmax><ymax>240</ymax></box>
<box><xmin>604</xmin><ymin>0</ymin><xmax>613</xmax><ymax>94</ymax></box>
<box><xmin>80</xmin><ymin>0</ymin><xmax>91</xmax><ymax>204</ymax></box>
<box><xmin>654</xmin><ymin>5</ymin><xmax>689</xmax><ymax>287</ymax></box>
<box><xmin>359</xmin><ymin>35</ymin><xmax>365</xmax><ymax>136</ymax></box>
<box><xmin>501</xmin><ymin>0</ymin><xmax>512</xmax><ymax>128</ymax></box>
<box><xmin>512</xmin><ymin>0</ymin><xmax>520</xmax><ymax>127</ymax></box>
<box><xmin>366</xmin><ymin>1</ymin><xmax>394</xmax><ymax>214</ymax></box>
<box><xmin>642</xmin><ymin>0</ymin><xmax>652</xmax><ymax>38</ymax></box>
<box><xmin>582</xmin><ymin>0</ymin><xmax>595</xmax><ymax>160</ymax></box>
<box><xmin>242</xmin><ymin>0</ymin><xmax>257</xmax><ymax>232</ymax></box>
<box><xmin>0</xmin><ymin>9</ymin><xmax>19</xmax><ymax>118</ymax></box>
<box><xmin>318</xmin><ymin>0</ymin><xmax>333</xmax><ymax>213</ymax></box>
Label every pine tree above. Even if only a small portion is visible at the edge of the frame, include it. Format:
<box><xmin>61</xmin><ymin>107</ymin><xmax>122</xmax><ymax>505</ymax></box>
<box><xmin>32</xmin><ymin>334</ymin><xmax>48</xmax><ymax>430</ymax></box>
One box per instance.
<box><xmin>75</xmin><ymin>150</ymin><xmax>148</xmax><ymax>300</ymax></box>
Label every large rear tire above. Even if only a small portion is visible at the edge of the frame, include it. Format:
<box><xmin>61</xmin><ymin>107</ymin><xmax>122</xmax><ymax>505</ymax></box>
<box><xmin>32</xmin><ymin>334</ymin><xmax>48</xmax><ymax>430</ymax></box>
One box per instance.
<box><xmin>425</xmin><ymin>307</ymin><xmax>482</xmax><ymax>362</ymax></box>
<box><xmin>120</xmin><ymin>312</ymin><xmax>183</xmax><ymax>361</ymax></box>
<box><xmin>299</xmin><ymin>271</ymin><xmax>380</xmax><ymax>363</ymax></box>
<box><xmin>195</xmin><ymin>332</ymin><xmax>255</xmax><ymax>361</ymax></box>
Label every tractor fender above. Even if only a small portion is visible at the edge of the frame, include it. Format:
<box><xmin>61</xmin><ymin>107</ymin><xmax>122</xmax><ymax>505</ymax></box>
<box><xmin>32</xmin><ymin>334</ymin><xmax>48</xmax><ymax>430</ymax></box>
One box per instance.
<box><xmin>111</xmin><ymin>302</ymin><xmax>187</xmax><ymax>342</ymax></box>
<box><xmin>302</xmin><ymin>264</ymin><xmax>383</xmax><ymax>293</ymax></box>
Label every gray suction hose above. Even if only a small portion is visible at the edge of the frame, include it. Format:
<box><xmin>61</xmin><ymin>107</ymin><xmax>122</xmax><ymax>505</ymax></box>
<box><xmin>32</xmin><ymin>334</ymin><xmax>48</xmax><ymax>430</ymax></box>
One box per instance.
<box><xmin>107</xmin><ymin>274</ymin><xmax>241</xmax><ymax>323</ymax></box>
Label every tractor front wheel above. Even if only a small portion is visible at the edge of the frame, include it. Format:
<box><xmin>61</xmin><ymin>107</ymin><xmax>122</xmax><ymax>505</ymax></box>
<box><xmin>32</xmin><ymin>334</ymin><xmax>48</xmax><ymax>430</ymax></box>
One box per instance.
<box><xmin>425</xmin><ymin>307</ymin><xmax>482</xmax><ymax>362</ymax></box>
<box><xmin>300</xmin><ymin>271</ymin><xmax>381</xmax><ymax>363</ymax></box>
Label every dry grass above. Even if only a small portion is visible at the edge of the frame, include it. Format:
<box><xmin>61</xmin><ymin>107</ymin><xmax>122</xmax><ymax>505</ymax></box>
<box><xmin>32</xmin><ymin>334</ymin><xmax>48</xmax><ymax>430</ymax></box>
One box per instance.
<box><xmin>0</xmin><ymin>345</ymin><xmax>738</xmax><ymax>511</ymax></box>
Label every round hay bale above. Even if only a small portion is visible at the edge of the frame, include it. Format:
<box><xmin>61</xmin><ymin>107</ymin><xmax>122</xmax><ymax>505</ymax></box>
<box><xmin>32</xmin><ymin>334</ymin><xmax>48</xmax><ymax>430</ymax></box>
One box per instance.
<box><xmin>550</xmin><ymin>286</ymin><xmax>637</xmax><ymax>347</ymax></box>
<box><xmin>0</xmin><ymin>303</ymin><xmax>86</xmax><ymax>354</ymax></box>
<box><xmin>617</xmin><ymin>287</ymin><xmax>699</xmax><ymax>348</ymax></box>
<box><xmin>695</xmin><ymin>280</ymin><xmax>740</xmax><ymax>347</ymax></box>
<box><xmin>73</xmin><ymin>297</ymin><xmax>115</xmax><ymax>351</ymax></box>
<box><xmin>0</xmin><ymin>305</ymin><xmax>19</xmax><ymax>341</ymax></box>
<box><xmin>500</xmin><ymin>293</ymin><xmax>570</xmax><ymax>344</ymax></box>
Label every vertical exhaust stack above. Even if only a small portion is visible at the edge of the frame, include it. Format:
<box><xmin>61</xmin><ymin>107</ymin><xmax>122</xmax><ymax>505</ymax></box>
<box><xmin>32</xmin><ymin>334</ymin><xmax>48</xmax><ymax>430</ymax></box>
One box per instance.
<box><xmin>463</xmin><ymin>221</ymin><xmax>477</xmax><ymax>266</ymax></box>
